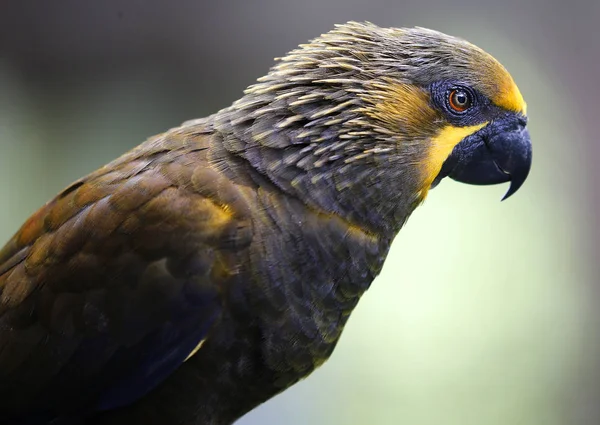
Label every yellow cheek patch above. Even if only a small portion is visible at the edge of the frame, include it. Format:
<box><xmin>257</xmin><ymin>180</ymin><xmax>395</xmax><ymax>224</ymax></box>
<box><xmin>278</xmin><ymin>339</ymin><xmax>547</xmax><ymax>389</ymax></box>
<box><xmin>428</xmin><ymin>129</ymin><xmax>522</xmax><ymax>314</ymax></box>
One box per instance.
<box><xmin>360</xmin><ymin>81</ymin><xmax>439</xmax><ymax>134</ymax></box>
<box><xmin>419</xmin><ymin>122</ymin><xmax>488</xmax><ymax>198</ymax></box>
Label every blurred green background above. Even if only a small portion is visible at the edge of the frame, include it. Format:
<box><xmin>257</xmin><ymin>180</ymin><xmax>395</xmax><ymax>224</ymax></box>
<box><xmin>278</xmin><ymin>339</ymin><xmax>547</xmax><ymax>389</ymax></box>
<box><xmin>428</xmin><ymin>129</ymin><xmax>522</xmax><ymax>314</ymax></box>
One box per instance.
<box><xmin>0</xmin><ymin>1</ymin><xmax>598</xmax><ymax>424</ymax></box>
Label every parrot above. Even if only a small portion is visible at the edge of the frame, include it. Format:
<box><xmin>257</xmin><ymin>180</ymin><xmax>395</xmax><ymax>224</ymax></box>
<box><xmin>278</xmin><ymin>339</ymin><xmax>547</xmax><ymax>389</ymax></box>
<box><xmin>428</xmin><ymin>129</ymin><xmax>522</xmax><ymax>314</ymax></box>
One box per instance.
<box><xmin>0</xmin><ymin>21</ymin><xmax>531</xmax><ymax>425</ymax></box>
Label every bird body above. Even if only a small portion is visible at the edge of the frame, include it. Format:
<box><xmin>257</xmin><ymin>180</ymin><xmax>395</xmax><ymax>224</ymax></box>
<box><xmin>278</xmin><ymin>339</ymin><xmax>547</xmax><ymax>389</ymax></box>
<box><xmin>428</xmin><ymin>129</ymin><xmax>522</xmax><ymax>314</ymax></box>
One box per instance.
<box><xmin>0</xmin><ymin>22</ymin><xmax>531</xmax><ymax>424</ymax></box>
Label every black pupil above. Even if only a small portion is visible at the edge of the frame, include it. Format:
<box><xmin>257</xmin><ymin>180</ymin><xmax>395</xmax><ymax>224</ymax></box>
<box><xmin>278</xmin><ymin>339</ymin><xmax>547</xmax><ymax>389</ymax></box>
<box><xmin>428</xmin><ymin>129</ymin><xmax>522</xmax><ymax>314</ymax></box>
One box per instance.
<box><xmin>454</xmin><ymin>90</ymin><xmax>469</xmax><ymax>106</ymax></box>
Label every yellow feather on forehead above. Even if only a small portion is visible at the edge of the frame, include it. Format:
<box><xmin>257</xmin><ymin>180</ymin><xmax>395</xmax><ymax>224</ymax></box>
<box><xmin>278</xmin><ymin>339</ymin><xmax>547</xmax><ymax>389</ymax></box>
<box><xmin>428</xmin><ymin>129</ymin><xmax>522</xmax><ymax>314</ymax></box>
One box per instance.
<box><xmin>491</xmin><ymin>69</ymin><xmax>527</xmax><ymax>114</ymax></box>
<box><xmin>459</xmin><ymin>39</ymin><xmax>527</xmax><ymax>114</ymax></box>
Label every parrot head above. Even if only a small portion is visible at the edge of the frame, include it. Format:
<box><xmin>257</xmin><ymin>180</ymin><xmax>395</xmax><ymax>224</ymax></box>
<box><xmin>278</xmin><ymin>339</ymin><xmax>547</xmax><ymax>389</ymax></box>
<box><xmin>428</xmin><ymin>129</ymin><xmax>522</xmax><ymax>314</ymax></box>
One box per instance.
<box><xmin>386</xmin><ymin>27</ymin><xmax>532</xmax><ymax>200</ymax></box>
<box><xmin>336</xmin><ymin>23</ymin><xmax>532</xmax><ymax>201</ymax></box>
<box><xmin>228</xmin><ymin>21</ymin><xmax>532</xmax><ymax>233</ymax></box>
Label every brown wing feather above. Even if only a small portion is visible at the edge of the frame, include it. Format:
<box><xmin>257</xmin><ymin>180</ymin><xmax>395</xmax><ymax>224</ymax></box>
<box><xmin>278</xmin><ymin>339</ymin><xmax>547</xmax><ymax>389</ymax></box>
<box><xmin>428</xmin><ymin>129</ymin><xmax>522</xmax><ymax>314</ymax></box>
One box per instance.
<box><xmin>0</xmin><ymin>124</ymin><xmax>253</xmax><ymax>421</ymax></box>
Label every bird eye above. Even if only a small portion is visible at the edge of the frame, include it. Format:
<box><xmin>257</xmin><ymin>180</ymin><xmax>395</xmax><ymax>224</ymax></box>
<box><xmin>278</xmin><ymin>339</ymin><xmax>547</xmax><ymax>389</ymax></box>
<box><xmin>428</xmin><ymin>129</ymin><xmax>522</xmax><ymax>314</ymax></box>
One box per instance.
<box><xmin>448</xmin><ymin>89</ymin><xmax>472</xmax><ymax>113</ymax></box>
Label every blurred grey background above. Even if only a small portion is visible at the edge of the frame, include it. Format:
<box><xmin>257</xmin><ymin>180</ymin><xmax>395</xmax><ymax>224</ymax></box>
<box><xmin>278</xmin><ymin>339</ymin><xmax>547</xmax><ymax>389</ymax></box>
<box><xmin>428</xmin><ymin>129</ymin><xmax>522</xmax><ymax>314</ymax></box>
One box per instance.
<box><xmin>0</xmin><ymin>1</ymin><xmax>598</xmax><ymax>424</ymax></box>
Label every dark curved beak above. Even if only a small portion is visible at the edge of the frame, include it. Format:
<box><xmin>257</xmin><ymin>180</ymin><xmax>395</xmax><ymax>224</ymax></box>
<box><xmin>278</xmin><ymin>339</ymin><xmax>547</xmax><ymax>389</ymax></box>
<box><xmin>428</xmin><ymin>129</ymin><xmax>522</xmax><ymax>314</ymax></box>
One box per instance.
<box><xmin>432</xmin><ymin>113</ymin><xmax>532</xmax><ymax>200</ymax></box>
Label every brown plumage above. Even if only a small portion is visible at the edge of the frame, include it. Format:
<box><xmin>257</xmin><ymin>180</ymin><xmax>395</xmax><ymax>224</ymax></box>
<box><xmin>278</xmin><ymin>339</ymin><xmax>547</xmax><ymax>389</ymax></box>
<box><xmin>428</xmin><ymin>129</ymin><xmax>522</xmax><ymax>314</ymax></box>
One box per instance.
<box><xmin>0</xmin><ymin>22</ymin><xmax>531</xmax><ymax>424</ymax></box>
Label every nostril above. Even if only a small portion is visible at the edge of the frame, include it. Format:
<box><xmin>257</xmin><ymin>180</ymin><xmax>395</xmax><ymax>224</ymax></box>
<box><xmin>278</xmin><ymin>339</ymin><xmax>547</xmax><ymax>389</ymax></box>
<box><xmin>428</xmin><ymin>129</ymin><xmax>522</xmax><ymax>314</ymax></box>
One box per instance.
<box><xmin>517</xmin><ymin>115</ymin><xmax>528</xmax><ymax>126</ymax></box>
